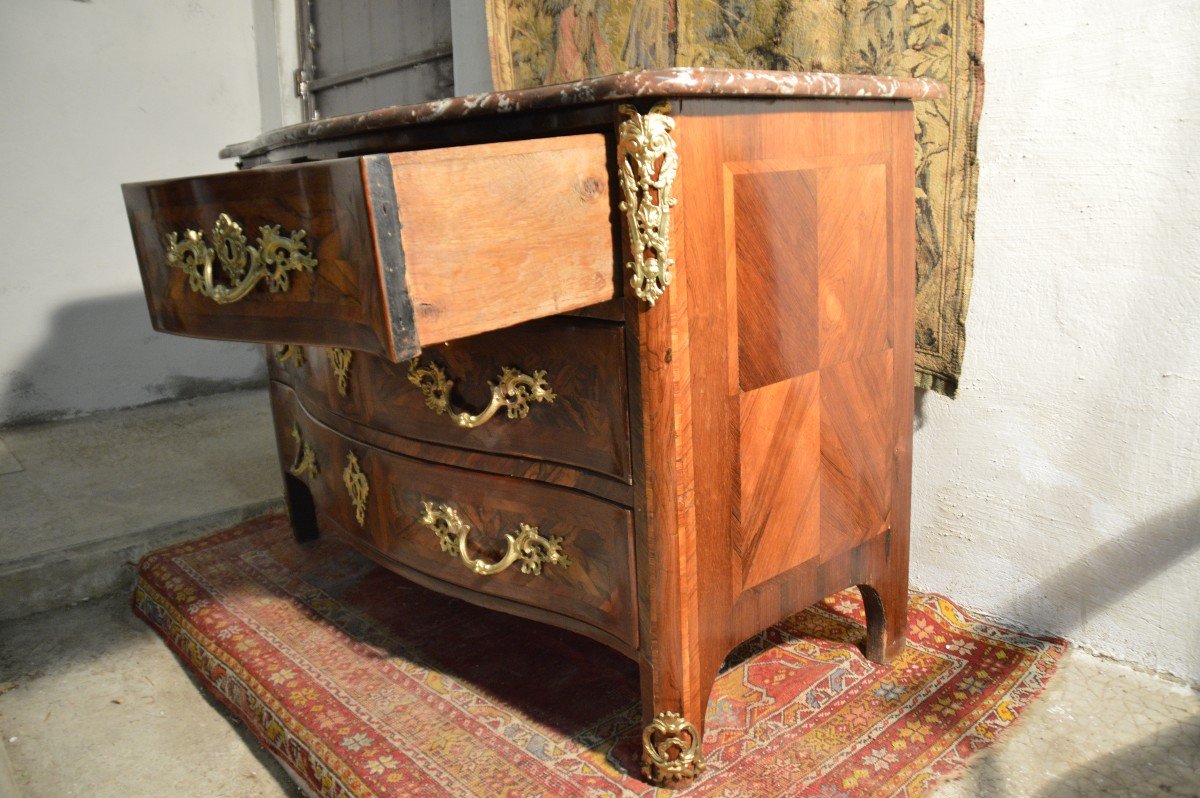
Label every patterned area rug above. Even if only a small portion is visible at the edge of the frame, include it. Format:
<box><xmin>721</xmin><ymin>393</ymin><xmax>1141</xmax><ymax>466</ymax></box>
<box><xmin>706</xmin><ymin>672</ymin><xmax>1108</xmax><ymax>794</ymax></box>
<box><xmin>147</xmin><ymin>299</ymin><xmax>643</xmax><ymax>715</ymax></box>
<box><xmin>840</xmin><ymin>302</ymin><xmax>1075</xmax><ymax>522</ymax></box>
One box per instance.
<box><xmin>133</xmin><ymin>515</ymin><xmax>1064</xmax><ymax>797</ymax></box>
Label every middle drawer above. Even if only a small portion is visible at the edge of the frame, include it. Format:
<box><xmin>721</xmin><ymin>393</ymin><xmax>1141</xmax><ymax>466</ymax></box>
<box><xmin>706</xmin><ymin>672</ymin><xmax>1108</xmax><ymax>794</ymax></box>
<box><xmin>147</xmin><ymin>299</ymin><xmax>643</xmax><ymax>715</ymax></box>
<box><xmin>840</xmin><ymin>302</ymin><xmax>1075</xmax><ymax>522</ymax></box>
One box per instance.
<box><xmin>271</xmin><ymin>317</ymin><xmax>631</xmax><ymax>482</ymax></box>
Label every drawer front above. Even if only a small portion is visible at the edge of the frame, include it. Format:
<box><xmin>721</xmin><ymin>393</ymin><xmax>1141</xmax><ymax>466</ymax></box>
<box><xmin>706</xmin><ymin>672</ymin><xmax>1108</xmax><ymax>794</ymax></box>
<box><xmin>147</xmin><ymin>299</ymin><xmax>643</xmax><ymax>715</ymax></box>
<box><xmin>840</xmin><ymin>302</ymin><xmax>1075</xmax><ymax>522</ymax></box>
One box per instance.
<box><xmin>272</xmin><ymin>383</ymin><xmax>637</xmax><ymax>647</ymax></box>
<box><xmin>123</xmin><ymin>135</ymin><xmax>615</xmax><ymax>362</ymax></box>
<box><xmin>271</xmin><ymin>318</ymin><xmax>632</xmax><ymax>482</ymax></box>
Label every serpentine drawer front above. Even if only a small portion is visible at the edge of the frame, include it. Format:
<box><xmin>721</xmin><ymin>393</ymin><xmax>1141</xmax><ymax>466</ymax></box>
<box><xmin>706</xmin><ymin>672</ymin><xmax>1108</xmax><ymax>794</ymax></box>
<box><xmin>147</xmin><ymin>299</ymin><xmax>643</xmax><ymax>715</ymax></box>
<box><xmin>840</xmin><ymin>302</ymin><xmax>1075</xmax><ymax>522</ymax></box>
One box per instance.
<box><xmin>267</xmin><ymin>318</ymin><xmax>632</xmax><ymax>482</ymax></box>
<box><xmin>271</xmin><ymin>383</ymin><xmax>637</xmax><ymax>649</ymax></box>
<box><xmin>123</xmin><ymin>68</ymin><xmax>941</xmax><ymax>785</ymax></box>
<box><xmin>122</xmin><ymin>135</ymin><xmax>614</xmax><ymax>361</ymax></box>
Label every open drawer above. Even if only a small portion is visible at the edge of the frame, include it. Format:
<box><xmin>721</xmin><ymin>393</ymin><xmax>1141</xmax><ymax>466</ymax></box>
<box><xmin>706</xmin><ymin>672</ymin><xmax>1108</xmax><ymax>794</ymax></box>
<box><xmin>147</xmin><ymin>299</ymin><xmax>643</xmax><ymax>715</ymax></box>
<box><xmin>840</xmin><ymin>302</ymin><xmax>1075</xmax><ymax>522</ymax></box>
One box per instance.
<box><xmin>122</xmin><ymin>135</ymin><xmax>615</xmax><ymax>361</ymax></box>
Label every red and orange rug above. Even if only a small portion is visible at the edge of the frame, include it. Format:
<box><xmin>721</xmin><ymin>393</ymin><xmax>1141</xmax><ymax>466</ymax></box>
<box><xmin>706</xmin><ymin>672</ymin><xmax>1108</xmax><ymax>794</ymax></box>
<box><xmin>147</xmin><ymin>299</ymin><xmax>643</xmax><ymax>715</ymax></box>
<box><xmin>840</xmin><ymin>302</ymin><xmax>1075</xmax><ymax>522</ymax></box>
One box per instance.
<box><xmin>133</xmin><ymin>515</ymin><xmax>1065</xmax><ymax>797</ymax></box>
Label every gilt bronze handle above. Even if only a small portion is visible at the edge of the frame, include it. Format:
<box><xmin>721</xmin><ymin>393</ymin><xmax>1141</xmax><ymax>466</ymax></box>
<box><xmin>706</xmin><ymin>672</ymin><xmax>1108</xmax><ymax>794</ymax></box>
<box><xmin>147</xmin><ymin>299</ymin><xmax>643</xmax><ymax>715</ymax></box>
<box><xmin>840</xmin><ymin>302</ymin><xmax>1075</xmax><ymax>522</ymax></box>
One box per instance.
<box><xmin>417</xmin><ymin>501</ymin><xmax>570</xmax><ymax>577</ymax></box>
<box><xmin>406</xmin><ymin>358</ymin><xmax>555</xmax><ymax>429</ymax></box>
<box><xmin>343</xmin><ymin>452</ymin><xmax>369</xmax><ymax>526</ymax></box>
<box><xmin>287</xmin><ymin>425</ymin><xmax>319</xmax><ymax>480</ymax></box>
<box><xmin>164</xmin><ymin>213</ymin><xmax>316</xmax><ymax>304</ymax></box>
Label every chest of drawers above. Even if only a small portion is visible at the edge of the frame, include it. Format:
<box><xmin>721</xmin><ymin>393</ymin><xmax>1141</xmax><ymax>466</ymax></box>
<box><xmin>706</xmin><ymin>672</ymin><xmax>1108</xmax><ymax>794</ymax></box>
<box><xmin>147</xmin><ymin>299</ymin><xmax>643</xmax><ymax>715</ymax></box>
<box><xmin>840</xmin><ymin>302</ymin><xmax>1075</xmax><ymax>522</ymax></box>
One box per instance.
<box><xmin>122</xmin><ymin>68</ymin><xmax>941</xmax><ymax>784</ymax></box>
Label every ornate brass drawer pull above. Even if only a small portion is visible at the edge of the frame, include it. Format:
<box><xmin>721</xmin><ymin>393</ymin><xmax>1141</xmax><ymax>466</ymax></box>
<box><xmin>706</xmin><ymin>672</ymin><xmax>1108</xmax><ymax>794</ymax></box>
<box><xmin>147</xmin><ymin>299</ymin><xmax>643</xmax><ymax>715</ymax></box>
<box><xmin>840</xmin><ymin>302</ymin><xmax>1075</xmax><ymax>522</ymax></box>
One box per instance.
<box><xmin>287</xmin><ymin>425</ymin><xmax>319</xmax><ymax>480</ymax></box>
<box><xmin>275</xmin><ymin>345</ymin><xmax>306</xmax><ymax>368</ymax></box>
<box><xmin>164</xmin><ymin>212</ymin><xmax>316</xmax><ymax>304</ymax></box>
<box><xmin>343</xmin><ymin>452</ymin><xmax>369</xmax><ymax>526</ymax></box>
<box><xmin>418</xmin><ymin>502</ymin><xmax>570</xmax><ymax>577</ymax></box>
<box><xmin>329</xmin><ymin>348</ymin><xmax>353</xmax><ymax>397</ymax></box>
<box><xmin>406</xmin><ymin>359</ymin><xmax>555</xmax><ymax>429</ymax></box>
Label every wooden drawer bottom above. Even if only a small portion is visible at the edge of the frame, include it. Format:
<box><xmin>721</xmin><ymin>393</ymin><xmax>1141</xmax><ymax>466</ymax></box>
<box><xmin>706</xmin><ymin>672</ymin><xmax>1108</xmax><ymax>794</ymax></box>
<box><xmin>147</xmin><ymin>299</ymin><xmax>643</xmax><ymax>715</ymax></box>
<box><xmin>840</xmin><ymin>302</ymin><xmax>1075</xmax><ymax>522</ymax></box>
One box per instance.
<box><xmin>270</xmin><ymin>381</ymin><xmax>637</xmax><ymax>649</ymax></box>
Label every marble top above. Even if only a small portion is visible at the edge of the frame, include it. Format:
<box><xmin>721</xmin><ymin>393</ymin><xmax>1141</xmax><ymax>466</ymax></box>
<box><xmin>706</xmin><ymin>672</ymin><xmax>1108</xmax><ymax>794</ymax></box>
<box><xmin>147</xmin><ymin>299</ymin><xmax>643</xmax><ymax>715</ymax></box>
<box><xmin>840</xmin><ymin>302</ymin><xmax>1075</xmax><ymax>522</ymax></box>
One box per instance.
<box><xmin>222</xmin><ymin>68</ymin><xmax>945</xmax><ymax>159</ymax></box>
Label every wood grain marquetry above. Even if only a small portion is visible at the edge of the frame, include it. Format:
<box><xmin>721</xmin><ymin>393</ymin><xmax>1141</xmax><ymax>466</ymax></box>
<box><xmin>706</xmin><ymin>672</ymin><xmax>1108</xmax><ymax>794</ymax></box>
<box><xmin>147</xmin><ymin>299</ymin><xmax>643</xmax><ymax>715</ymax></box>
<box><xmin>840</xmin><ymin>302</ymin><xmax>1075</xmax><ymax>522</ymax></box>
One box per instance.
<box><xmin>817</xmin><ymin>164</ymin><xmax>891</xmax><ymax>368</ymax></box>
<box><xmin>737</xmin><ymin>373</ymin><xmax>821</xmax><ymax>591</ymax></box>
<box><xmin>731</xmin><ymin>160</ymin><xmax>891</xmax><ymax>389</ymax></box>
<box><xmin>729</xmin><ymin>153</ymin><xmax>897</xmax><ymax>592</ymax></box>
<box><xmin>625</xmin><ymin>99</ymin><xmax>916</xmax><ymax>767</ymax></box>
<box><xmin>819</xmin><ymin>348</ymin><xmax>896</xmax><ymax>554</ymax></box>
<box><xmin>731</xmin><ymin>167</ymin><xmax>819</xmax><ymax>392</ymax></box>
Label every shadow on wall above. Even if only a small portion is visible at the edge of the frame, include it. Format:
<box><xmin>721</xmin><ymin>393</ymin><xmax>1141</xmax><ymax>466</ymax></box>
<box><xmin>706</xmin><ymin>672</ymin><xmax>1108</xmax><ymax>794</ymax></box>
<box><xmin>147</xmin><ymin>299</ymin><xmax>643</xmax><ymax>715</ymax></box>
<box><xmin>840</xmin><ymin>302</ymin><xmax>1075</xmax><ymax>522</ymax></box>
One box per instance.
<box><xmin>913</xmin><ymin>388</ymin><xmax>929</xmax><ymax>430</ymax></box>
<box><xmin>1004</xmin><ymin>496</ymin><xmax>1200</xmax><ymax>642</ymax></box>
<box><xmin>0</xmin><ymin>293</ymin><xmax>266</xmax><ymax>428</ymax></box>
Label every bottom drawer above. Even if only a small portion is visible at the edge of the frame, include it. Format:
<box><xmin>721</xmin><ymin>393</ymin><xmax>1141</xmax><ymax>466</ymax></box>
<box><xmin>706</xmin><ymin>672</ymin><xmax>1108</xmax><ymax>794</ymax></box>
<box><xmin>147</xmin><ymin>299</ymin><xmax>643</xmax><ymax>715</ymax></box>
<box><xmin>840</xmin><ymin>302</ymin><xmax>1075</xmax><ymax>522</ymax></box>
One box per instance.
<box><xmin>270</xmin><ymin>382</ymin><xmax>637</xmax><ymax>648</ymax></box>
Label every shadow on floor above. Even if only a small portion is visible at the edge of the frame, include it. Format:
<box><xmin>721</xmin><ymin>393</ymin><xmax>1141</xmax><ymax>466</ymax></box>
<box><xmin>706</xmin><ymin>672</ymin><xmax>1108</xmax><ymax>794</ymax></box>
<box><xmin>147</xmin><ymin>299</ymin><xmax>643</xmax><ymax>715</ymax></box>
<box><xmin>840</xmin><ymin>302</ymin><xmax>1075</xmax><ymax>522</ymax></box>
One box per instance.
<box><xmin>0</xmin><ymin>592</ymin><xmax>304</xmax><ymax>798</ymax></box>
<box><xmin>1037</xmin><ymin>714</ymin><xmax>1200</xmax><ymax>798</ymax></box>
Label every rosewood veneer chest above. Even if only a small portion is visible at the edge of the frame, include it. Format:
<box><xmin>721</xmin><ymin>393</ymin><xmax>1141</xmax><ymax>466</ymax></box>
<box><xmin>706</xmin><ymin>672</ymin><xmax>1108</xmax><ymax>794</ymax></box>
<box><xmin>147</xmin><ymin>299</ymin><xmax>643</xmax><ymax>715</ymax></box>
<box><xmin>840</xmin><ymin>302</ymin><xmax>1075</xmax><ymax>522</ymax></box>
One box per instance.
<box><xmin>122</xmin><ymin>68</ymin><xmax>941</xmax><ymax>784</ymax></box>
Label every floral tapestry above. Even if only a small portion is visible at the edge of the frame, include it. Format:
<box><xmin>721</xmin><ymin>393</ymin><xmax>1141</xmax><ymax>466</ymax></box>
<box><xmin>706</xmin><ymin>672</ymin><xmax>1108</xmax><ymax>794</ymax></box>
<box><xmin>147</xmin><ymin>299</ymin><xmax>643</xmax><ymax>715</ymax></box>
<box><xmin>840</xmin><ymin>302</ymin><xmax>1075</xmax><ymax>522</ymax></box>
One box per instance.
<box><xmin>487</xmin><ymin>0</ymin><xmax>984</xmax><ymax>396</ymax></box>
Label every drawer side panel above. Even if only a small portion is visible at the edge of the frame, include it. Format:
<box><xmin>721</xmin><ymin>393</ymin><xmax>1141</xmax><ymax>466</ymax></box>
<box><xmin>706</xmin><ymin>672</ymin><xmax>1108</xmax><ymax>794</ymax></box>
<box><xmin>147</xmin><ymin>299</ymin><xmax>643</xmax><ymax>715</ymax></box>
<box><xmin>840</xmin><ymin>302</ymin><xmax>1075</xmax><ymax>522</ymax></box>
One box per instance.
<box><xmin>390</xmin><ymin>134</ymin><xmax>617</xmax><ymax>346</ymax></box>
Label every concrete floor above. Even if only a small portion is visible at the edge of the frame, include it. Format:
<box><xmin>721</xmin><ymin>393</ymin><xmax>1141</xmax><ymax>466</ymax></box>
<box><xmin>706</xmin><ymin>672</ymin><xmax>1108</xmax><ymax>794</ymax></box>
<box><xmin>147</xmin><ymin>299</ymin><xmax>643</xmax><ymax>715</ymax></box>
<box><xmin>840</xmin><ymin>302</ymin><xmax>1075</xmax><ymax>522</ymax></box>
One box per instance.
<box><xmin>0</xmin><ymin>390</ymin><xmax>1197</xmax><ymax>797</ymax></box>
<box><xmin>0</xmin><ymin>594</ymin><xmax>302</xmax><ymax>798</ymax></box>
<box><xmin>0</xmin><ymin>391</ymin><xmax>281</xmax><ymax>620</ymax></box>
<box><xmin>933</xmin><ymin>655</ymin><xmax>1200</xmax><ymax>798</ymax></box>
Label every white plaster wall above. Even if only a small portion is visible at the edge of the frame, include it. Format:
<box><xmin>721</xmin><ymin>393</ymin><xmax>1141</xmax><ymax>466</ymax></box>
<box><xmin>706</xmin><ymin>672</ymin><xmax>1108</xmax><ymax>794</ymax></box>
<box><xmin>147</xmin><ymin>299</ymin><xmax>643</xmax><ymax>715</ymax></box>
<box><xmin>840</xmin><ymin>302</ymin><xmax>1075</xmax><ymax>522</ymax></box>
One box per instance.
<box><xmin>253</xmin><ymin>0</ymin><xmax>305</xmax><ymax>130</ymax></box>
<box><xmin>910</xmin><ymin>0</ymin><xmax>1200</xmax><ymax>683</ymax></box>
<box><xmin>450</xmin><ymin>0</ymin><xmax>496</xmax><ymax>96</ymax></box>
<box><xmin>0</xmin><ymin>0</ymin><xmax>268</xmax><ymax>427</ymax></box>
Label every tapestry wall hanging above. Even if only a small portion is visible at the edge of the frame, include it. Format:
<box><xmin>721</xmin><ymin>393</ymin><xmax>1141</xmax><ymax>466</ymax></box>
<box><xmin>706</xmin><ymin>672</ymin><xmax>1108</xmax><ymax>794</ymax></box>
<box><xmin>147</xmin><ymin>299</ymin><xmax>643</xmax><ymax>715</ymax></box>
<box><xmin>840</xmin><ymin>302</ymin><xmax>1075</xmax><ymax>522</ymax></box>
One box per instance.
<box><xmin>487</xmin><ymin>0</ymin><xmax>984</xmax><ymax>396</ymax></box>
